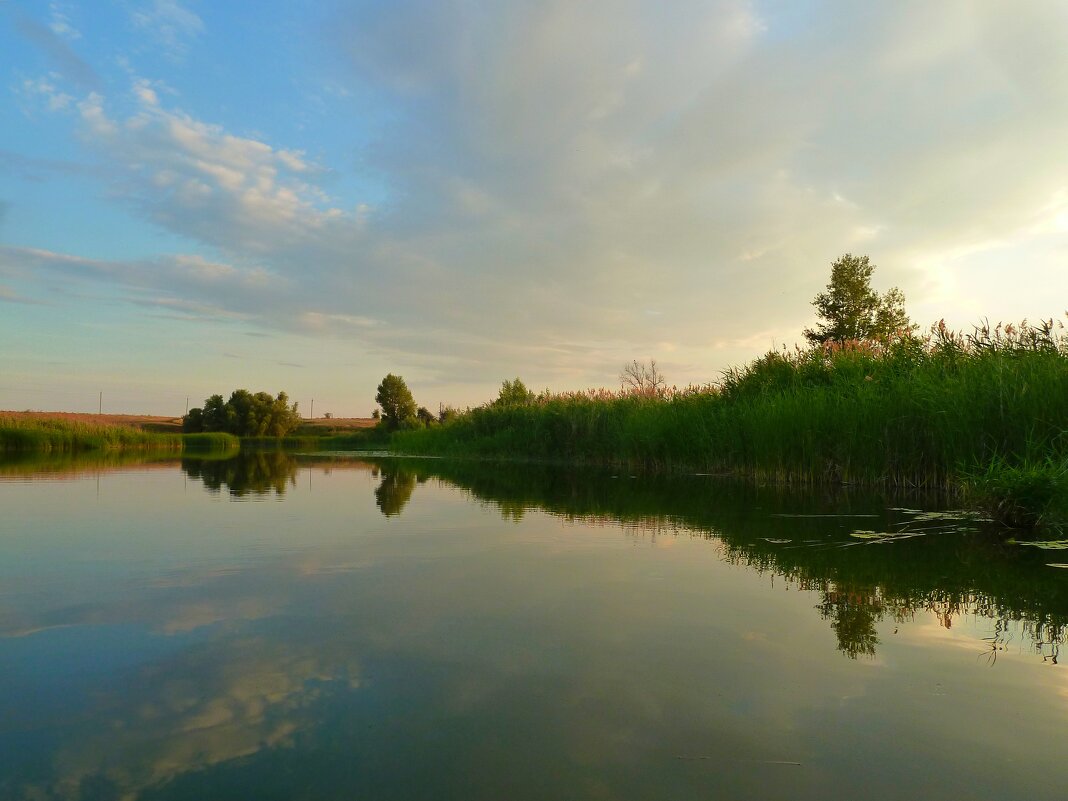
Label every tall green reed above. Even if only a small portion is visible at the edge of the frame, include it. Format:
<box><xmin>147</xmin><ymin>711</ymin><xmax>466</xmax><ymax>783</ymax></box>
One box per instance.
<box><xmin>0</xmin><ymin>417</ymin><xmax>238</xmax><ymax>454</ymax></box>
<box><xmin>392</xmin><ymin>318</ymin><xmax>1068</xmax><ymax>522</ymax></box>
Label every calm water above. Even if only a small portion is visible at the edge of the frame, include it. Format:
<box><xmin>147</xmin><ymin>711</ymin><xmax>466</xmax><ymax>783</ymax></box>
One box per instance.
<box><xmin>2</xmin><ymin>452</ymin><xmax>1066</xmax><ymax>800</ymax></box>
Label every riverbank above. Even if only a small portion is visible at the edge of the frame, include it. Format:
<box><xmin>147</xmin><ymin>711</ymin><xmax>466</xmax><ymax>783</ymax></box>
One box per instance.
<box><xmin>391</xmin><ymin>323</ymin><xmax>1068</xmax><ymax>528</ymax></box>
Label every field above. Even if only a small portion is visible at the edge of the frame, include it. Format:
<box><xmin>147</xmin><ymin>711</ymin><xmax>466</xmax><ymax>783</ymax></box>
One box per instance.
<box><xmin>294</xmin><ymin>417</ymin><xmax>378</xmax><ymax>434</ymax></box>
<box><xmin>0</xmin><ymin>411</ymin><xmax>186</xmax><ymax>432</ymax></box>
<box><xmin>0</xmin><ymin>411</ymin><xmax>381</xmax><ymax>456</ymax></box>
<box><xmin>0</xmin><ymin>411</ymin><xmax>377</xmax><ymax>434</ymax></box>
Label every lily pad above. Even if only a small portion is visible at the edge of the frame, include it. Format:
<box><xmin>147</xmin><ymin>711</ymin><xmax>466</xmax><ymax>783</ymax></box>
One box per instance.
<box><xmin>850</xmin><ymin>530</ymin><xmax>918</xmax><ymax>540</ymax></box>
<box><xmin>1016</xmin><ymin>540</ymin><xmax>1068</xmax><ymax>550</ymax></box>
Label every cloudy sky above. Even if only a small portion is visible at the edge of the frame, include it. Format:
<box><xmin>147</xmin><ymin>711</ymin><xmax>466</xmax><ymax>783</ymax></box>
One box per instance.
<box><xmin>1</xmin><ymin>1</ymin><xmax>1066</xmax><ymax>416</ymax></box>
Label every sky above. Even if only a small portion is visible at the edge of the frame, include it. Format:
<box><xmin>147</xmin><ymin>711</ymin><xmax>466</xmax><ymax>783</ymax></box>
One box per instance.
<box><xmin>1</xmin><ymin>0</ymin><xmax>1066</xmax><ymax>417</ymax></box>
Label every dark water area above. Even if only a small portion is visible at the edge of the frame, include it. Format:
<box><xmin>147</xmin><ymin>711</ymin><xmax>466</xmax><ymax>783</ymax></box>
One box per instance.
<box><xmin>2</xmin><ymin>452</ymin><xmax>1067</xmax><ymax>800</ymax></box>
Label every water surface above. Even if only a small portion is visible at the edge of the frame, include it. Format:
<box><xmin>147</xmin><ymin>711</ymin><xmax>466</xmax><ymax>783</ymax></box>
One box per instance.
<box><xmin>1</xmin><ymin>452</ymin><xmax>1066</xmax><ymax>800</ymax></box>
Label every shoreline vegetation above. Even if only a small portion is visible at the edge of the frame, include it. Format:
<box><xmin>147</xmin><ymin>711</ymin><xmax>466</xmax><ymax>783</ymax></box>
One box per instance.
<box><xmin>390</xmin><ymin>319</ymin><xmax>1068</xmax><ymax>529</ymax></box>
<box><xmin>4</xmin><ymin>317</ymin><xmax>1067</xmax><ymax>530</ymax></box>
<box><xmin>0</xmin><ymin>416</ymin><xmax>239</xmax><ymax>454</ymax></box>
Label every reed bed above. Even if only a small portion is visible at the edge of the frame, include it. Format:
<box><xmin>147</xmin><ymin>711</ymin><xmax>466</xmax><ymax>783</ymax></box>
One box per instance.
<box><xmin>393</xmin><ymin>319</ymin><xmax>1068</xmax><ymax>526</ymax></box>
<box><xmin>0</xmin><ymin>417</ymin><xmax>238</xmax><ymax>454</ymax></box>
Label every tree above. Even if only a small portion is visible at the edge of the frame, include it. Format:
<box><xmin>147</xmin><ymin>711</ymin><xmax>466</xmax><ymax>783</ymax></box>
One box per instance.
<box><xmin>182</xmin><ymin>407</ymin><xmax>204</xmax><ymax>433</ymax></box>
<box><xmin>620</xmin><ymin>359</ymin><xmax>666</xmax><ymax>398</ymax></box>
<box><xmin>182</xmin><ymin>390</ymin><xmax>300</xmax><ymax>436</ymax></box>
<box><xmin>416</xmin><ymin>406</ymin><xmax>436</xmax><ymax>427</ymax></box>
<box><xmin>804</xmin><ymin>254</ymin><xmax>915</xmax><ymax>345</ymax></box>
<box><xmin>494</xmin><ymin>377</ymin><xmax>535</xmax><ymax>406</ymax></box>
<box><xmin>261</xmin><ymin>391</ymin><xmax>301</xmax><ymax>436</ymax></box>
<box><xmin>201</xmin><ymin>394</ymin><xmax>228</xmax><ymax>431</ymax></box>
<box><xmin>375</xmin><ymin>373</ymin><xmax>417</xmax><ymax>430</ymax></box>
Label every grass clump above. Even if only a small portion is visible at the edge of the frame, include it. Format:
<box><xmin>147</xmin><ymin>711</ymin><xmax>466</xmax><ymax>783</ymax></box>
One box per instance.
<box><xmin>183</xmin><ymin>432</ymin><xmax>241</xmax><ymax>453</ymax></box>
<box><xmin>963</xmin><ymin>457</ymin><xmax>1068</xmax><ymax>529</ymax></box>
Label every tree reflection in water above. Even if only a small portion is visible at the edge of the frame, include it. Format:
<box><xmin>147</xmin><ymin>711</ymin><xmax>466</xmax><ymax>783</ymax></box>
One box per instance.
<box><xmin>180</xmin><ymin>454</ymin><xmax>1068</xmax><ymax>661</ymax></box>
<box><xmin>355</xmin><ymin>457</ymin><xmax>1068</xmax><ymax>662</ymax></box>
<box><xmin>370</xmin><ymin>463</ymin><xmax>420</xmax><ymax>517</ymax></box>
<box><xmin>183</xmin><ymin>452</ymin><xmax>298</xmax><ymax>497</ymax></box>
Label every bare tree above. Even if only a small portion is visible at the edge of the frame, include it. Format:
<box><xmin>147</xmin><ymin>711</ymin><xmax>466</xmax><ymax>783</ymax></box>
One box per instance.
<box><xmin>620</xmin><ymin>359</ymin><xmax>666</xmax><ymax>398</ymax></box>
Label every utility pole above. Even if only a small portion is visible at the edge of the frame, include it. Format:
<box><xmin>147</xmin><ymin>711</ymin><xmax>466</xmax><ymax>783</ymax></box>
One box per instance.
<box><xmin>185</xmin><ymin>397</ymin><xmax>189</xmax><ymax>415</ymax></box>
<box><xmin>310</xmin><ymin>399</ymin><xmax>314</xmax><ymax>420</ymax></box>
<box><xmin>98</xmin><ymin>391</ymin><xmax>102</xmax><ymax>415</ymax></box>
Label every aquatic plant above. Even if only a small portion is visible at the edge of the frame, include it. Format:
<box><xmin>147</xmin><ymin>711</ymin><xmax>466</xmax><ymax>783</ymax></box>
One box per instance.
<box><xmin>963</xmin><ymin>456</ymin><xmax>1068</xmax><ymax>529</ymax></box>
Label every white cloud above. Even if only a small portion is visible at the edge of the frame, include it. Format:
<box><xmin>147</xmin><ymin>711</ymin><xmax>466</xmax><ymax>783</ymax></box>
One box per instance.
<box><xmin>48</xmin><ymin>2</ymin><xmax>81</xmax><ymax>40</ymax></box>
<box><xmin>11</xmin><ymin>7</ymin><xmax>98</xmax><ymax>89</ymax></box>
<box><xmin>131</xmin><ymin>0</ymin><xmax>204</xmax><ymax>58</ymax></box>
<box><xmin>19</xmin><ymin>73</ymin><xmax>73</xmax><ymax>111</ymax></box>
<box><xmin>0</xmin><ymin>246</ymin><xmax>289</xmax><ymax>320</ymax></box>
<box><xmin>76</xmin><ymin>91</ymin><xmax>116</xmax><ymax>135</ymax></box>
<box><xmin>6</xmin><ymin>1</ymin><xmax>1068</xmax><ymax>404</ymax></box>
<box><xmin>67</xmin><ymin>88</ymin><xmax>349</xmax><ymax>256</ymax></box>
<box><xmin>133</xmin><ymin>77</ymin><xmax>159</xmax><ymax>106</ymax></box>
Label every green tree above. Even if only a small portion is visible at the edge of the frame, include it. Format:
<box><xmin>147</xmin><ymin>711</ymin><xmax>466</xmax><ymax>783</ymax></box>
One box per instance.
<box><xmin>182</xmin><ymin>390</ymin><xmax>300</xmax><ymax>436</ymax></box>
<box><xmin>182</xmin><ymin>407</ymin><xmax>204</xmax><ymax>433</ymax></box>
<box><xmin>202</xmin><ymin>394</ymin><xmax>228</xmax><ymax>431</ymax></box>
<box><xmin>494</xmin><ymin>377</ymin><xmax>535</xmax><ymax>406</ymax></box>
<box><xmin>227</xmin><ymin>389</ymin><xmax>256</xmax><ymax>434</ymax></box>
<box><xmin>803</xmin><ymin>254</ymin><xmax>915</xmax><ymax>345</ymax></box>
<box><xmin>375</xmin><ymin>374</ymin><xmax>417</xmax><ymax>430</ymax></box>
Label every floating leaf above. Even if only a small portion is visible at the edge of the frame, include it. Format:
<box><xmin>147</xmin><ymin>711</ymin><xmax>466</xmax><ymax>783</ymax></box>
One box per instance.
<box><xmin>1016</xmin><ymin>540</ymin><xmax>1068</xmax><ymax>550</ymax></box>
<box><xmin>907</xmin><ymin>510</ymin><xmax>989</xmax><ymax>522</ymax></box>
<box><xmin>849</xmin><ymin>530</ymin><xmax>918</xmax><ymax>540</ymax></box>
<box><xmin>772</xmin><ymin>513</ymin><xmax>879</xmax><ymax>518</ymax></box>
<box><xmin>1045</xmin><ymin>563</ymin><xmax>1068</xmax><ymax>569</ymax></box>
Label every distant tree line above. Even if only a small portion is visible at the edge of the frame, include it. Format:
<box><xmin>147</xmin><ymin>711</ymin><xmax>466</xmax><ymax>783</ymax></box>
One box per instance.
<box><xmin>176</xmin><ymin>253</ymin><xmax>910</xmax><ymax>444</ymax></box>
<box><xmin>372</xmin><ymin>373</ymin><xmax>469</xmax><ymax>430</ymax></box>
<box><xmin>383</xmin><ymin>253</ymin><xmax>917</xmax><ymax>419</ymax></box>
<box><xmin>183</xmin><ymin>390</ymin><xmax>301</xmax><ymax>436</ymax></box>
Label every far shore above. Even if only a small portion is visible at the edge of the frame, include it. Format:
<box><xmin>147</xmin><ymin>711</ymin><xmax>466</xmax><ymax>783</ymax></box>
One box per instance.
<box><xmin>0</xmin><ymin>410</ymin><xmax>377</xmax><ymax>434</ymax></box>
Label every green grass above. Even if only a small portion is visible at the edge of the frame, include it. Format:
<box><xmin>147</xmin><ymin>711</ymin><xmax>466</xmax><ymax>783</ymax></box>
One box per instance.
<box><xmin>962</xmin><ymin>456</ymin><xmax>1068</xmax><ymax>529</ymax></box>
<box><xmin>182</xmin><ymin>432</ymin><xmax>241</xmax><ymax>453</ymax></box>
<box><xmin>236</xmin><ymin>428</ymin><xmax>388</xmax><ymax>452</ymax></box>
<box><xmin>0</xmin><ymin>417</ymin><xmax>238</xmax><ymax>454</ymax></box>
<box><xmin>392</xmin><ymin>320</ymin><xmax>1068</xmax><ymax>527</ymax></box>
<box><xmin>0</xmin><ymin>417</ymin><xmax>374</xmax><ymax>456</ymax></box>
<box><xmin>316</xmin><ymin>429</ymin><xmax>391</xmax><ymax>450</ymax></box>
<box><xmin>0</xmin><ymin>449</ymin><xmax>182</xmax><ymax>476</ymax></box>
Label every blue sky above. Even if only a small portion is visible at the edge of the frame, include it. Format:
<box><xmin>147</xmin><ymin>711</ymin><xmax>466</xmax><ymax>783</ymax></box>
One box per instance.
<box><xmin>2</xmin><ymin>0</ymin><xmax>1066</xmax><ymax>416</ymax></box>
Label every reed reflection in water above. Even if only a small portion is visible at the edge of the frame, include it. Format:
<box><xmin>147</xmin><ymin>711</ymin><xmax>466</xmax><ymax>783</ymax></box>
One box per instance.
<box><xmin>180</xmin><ymin>453</ymin><xmax>1068</xmax><ymax>662</ymax></box>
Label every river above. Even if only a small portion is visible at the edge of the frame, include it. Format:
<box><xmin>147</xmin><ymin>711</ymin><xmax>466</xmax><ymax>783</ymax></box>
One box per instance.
<box><xmin>1</xmin><ymin>452</ymin><xmax>1065</xmax><ymax>799</ymax></box>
